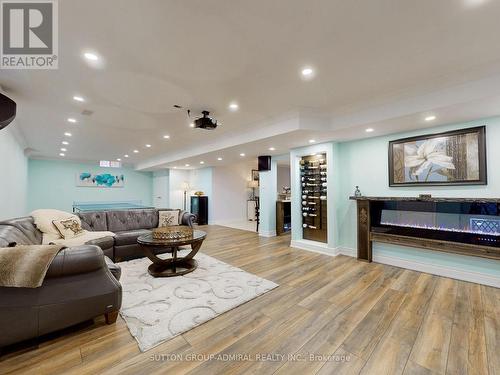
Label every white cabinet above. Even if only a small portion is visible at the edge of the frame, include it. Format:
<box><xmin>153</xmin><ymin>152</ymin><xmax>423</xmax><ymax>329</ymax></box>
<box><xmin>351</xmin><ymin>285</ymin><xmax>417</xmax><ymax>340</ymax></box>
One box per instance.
<box><xmin>247</xmin><ymin>200</ymin><xmax>257</xmax><ymax>221</ymax></box>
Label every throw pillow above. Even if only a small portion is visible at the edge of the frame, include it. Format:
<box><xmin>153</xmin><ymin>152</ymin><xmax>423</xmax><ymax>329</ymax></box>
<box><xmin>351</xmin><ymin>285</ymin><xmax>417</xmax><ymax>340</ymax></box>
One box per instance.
<box><xmin>158</xmin><ymin>210</ymin><xmax>180</xmax><ymax>227</ymax></box>
<box><xmin>52</xmin><ymin>217</ymin><xmax>85</xmax><ymax>240</ymax></box>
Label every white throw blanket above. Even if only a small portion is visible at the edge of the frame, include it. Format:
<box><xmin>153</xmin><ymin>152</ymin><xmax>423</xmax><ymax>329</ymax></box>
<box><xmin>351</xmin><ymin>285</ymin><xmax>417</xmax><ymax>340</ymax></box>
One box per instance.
<box><xmin>49</xmin><ymin>230</ymin><xmax>115</xmax><ymax>247</ymax></box>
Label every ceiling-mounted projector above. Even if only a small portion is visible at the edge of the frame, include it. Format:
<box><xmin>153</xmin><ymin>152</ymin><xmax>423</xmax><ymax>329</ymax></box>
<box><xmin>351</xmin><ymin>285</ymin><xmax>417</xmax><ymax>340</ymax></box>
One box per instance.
<box><xmin>194</xmin><ymin>111</ymin><xmax>217</xmax><ymax>130</ymax></box>
<box><xmin>0</xmin><ymin>93</ymin><xmax>16</xmax><ymax>130</ymax></box>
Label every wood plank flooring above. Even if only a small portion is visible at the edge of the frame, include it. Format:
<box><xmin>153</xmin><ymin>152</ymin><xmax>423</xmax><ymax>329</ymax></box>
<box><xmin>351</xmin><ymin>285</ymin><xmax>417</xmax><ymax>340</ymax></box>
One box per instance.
<box><xmin>1</xmin><ymin>225</ymin><xmax>499</xmax><ymax>375</ymax></box>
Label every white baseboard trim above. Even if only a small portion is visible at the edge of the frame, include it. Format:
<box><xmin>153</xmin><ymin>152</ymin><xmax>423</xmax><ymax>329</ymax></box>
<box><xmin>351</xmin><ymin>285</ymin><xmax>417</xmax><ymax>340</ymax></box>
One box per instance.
<box><xmin>290</xmin><ymin>239</ymin><xmax>340</xmax><ymax>256</ymax></box>
<box><xmin>259</xmin><ymin>230</ymin><xmax>277</xmax><ymax>237</ymax></box>
<box><xmin>372</xmin><ymin>253</ymin><xmax>500</xmax><ymax>288</ymax></box>
<box><xmin>337</xmin><ymin>246</ymin><xmax>357</xmax><ymax>258</ymax></box>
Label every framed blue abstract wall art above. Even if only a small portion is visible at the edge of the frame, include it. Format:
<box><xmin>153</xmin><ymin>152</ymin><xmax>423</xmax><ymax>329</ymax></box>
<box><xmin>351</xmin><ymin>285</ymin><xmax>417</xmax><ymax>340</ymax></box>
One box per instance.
<box><xmin>388</xmin><ymin>126</ymin><xmax>487</xmax><ymax>186</ymax></box>
<box><xmin>76</xmin><ymin>172</ymin><xmax>125</xmax><ymax>188</ymax></box>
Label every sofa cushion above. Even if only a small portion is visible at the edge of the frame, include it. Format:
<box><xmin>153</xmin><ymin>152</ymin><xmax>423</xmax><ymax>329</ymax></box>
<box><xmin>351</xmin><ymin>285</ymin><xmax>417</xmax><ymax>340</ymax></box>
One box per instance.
<box><xmin>106</xmin><ymin>209</ymin><xmax>158</xmax><ymax>232</ymax></box>
<box><xmin>77</xmin><ymin>211</ymin><xmax>108</xmax><ymax>232</ymax></box>
<box><xmin>0</xmin><ymin>217</ymin><xmax>42</xmax><ymax>245</ymax></box>
<box><xmin>114</xmin><ymin>229</ymin><xmax>152</xmax><ymax>246</ymax></box>
<box><xmin>0</xmin><ymin>225</ymin><xmax>33</xmax><ymax>247</ymax></box>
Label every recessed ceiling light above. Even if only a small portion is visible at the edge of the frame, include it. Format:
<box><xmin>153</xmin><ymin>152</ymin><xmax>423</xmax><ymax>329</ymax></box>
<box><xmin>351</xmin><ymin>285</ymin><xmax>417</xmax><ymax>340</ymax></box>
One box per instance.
<box><xmin>189</xmin><ymin>122</ymin><xmax>195</xmax><ymax>128</ymax></box>
<box><xmin>64</xmin><ymin>132</ymin><xmax>72</xmax><ymax>137</ymax></box>
<box><xmin>217</xmin><ymin>157</ymin><xmax>223</xmax><ymax>161</ymax></box>
<box><xmin>83</xmin><ymin>52</ymin><xmax>99</xmax><ymax>61</ymax></box>
<box><xmin>365</xmin><ymin>128</ymin><xmax>374</xmax><ymax>133</ymax></box>
<box><xmin>229</xmin><ymin>102</ymin><xmax>239</xmax><ymax>111</ymax></box>
<box><xmin>200</xmin><ymin>161</ymin><xmax>205</xmax><ymax>164</ymax></box>
<box><xmin>124</xmin><ymin>154</ymin><xmax>129</xmax><ymax>158</ymax></box>
<box><xmin>73</xmin><ymin>96</ymin><xmax>84</xmax><ymax>102</ymax></box>
<box><xmin>60</xmin><ymin>148</ymin><xmax>67</xmax><ymax>152</ymax></box>
<box><xmin>425</xmin><ymin>115</ymin><xmax>436</xmax><ymax>122</ymax></box>
<box><xmin>62</xmin><ymin>141</ymin><xmax>69</xmax><ymax>145</ymax></box>
<box><xmin>145</xmin><ymin>144</ymin><xmax>151</xmax><ymax>148</ymax></box>
<box><xmin>133</xmin><ymin>150</ymin><xmax>139</xmax><ymax>153</ymax></box>
<box><xmin>117</xmin><ymin>158</ymin><xmax>121</xmax><ymax>161</ymax></box>
<box><xmin>59</xmin><ymin>153</ymin><xmax>65</xmax><ymax>157</ymax></box>
<box><xmin>240</xmin><ymin>153</ymin><xmax>245</xmax><ymax>157</ymax></box>
<box><xmin>67</xmin><ymin>118</ymin><xmax>77</xmax><ymax>123</ymax></box>
<box><xmin>185</xmin><ymin>164</ymin><xmax>190</xmax><ymax>167</ymax></box>
<box><xmin>173</xmin><ymin>166</ymin><xmax>177</xmax><ymax>169</ymax></box>
<box><xmin>163</xmin><ymin>135</ymin><xmax>170</xmax><ymax>139</ymax></box>
<box><xmin>309</xmin><ymin>139</ymin><xmax>316</xmax><ymax>143</ymax></box>
<box><xmin>269</xmin><ymin>147</ymin><xmax>275</xmax><ymax>151</ymax></box>
<box><xmin>301</xmin><ymin>67</ymin><xmax>314</xmax><ymax>77</ymax></box>
<box><xmin>464</xmin><ymin>0</ymin><xmax>489</xmax><ymax>8</ymax></box>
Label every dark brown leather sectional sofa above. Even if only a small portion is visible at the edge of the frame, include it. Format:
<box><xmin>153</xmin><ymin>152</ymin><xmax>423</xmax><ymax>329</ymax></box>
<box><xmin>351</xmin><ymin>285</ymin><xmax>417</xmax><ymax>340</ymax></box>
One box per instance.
<box><xmin>0</xmin><ymin>208</ymin><xmax>195</xmax><ymax>349</ymax></box>
<box><xmin>0</xmin><ymin>217</ymin><xmax>122</xmax><ymax>349</ymax></box>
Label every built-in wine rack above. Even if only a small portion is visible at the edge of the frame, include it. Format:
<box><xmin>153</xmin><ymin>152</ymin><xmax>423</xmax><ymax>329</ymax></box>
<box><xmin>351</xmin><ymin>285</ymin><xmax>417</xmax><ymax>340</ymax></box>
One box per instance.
<box><xmin>300</xmin><ymin>153</ymin><xmax>327</xmax><ymax>243</ymax></box>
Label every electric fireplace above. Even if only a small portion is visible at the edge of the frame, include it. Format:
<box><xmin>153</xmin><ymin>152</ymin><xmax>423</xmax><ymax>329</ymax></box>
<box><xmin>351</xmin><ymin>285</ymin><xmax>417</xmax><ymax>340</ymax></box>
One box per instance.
<box><xmin>350</xmin><ymin>196</ymin><xmax>500</xmax><ymax>262</ymax></box>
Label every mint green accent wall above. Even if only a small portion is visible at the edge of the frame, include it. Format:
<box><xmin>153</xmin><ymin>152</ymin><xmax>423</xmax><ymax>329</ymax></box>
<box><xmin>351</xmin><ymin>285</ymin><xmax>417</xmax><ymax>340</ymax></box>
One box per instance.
<box><xmin>0</xmin><ymin>127</ymin><xmax>28</xmax><ymax>219</ymax></box>
<box><xmin>336</xmin><ymin>117</ymin><xmax>500</xmax><ymax>276</ymax></box>
<box><xmin>27</xmin><ymin>159</ymin><xmax>153</xmax><ymax>213</ymax></box>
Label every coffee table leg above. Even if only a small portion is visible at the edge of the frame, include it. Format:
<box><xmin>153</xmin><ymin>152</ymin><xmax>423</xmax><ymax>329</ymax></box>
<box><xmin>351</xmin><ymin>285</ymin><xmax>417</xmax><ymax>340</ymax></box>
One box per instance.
<box><xmin>172</xmin><ymin>247</ymin><xmax>177</xmax><ymax>272</ymax></box>
<box><xmin>182</xmin><ymin>240</ymin><xmax>202</xmax><ymax>261</ymax></box>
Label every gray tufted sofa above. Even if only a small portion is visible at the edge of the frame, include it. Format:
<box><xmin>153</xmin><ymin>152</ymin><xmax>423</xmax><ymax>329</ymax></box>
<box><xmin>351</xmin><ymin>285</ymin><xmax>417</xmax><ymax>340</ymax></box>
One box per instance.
<box><xmin>77</xmin><ymin>209</ymin><xmax>196</xmax><ymax>262</ymax></box>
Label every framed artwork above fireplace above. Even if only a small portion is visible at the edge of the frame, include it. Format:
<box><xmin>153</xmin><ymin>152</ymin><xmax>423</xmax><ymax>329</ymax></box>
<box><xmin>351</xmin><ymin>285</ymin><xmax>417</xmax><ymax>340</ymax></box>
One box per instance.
<box><xmin>388</xmin><ymin>126</ymin><xmax>487</xmax><ymax>186</ymax></box>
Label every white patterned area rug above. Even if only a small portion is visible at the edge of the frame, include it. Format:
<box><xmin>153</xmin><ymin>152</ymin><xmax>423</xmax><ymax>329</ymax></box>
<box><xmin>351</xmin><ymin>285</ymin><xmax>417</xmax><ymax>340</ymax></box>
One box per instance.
<box><xmin>118</xmin><ymin>251</ymin><xmax>278</xmax><ymax>352</ymax></box>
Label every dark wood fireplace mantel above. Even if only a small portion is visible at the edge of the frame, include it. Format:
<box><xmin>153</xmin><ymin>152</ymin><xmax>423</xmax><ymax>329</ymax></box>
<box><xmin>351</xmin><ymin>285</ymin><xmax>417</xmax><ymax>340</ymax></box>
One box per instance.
<box><xmin>349</xmin><ymin>196</ymin><xmax>500</xmax><ymax>203</ymax></box>
<box><xmin>350</xmin><ymin>196</ymin><xmax>500</xmax><ymax>262</ymax></box>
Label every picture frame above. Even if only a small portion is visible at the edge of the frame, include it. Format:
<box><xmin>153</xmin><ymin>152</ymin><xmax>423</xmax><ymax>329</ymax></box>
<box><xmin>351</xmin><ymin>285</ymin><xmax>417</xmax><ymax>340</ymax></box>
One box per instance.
<box><xmin>388</xmin><ymin>126</ymin><xmax>487</xmax><ymax>187</ymax></box>
<box><xmin>251</xmin><ymin>169</ymin><xmax>259</xmax><ymax>181</ymax></box>
<box><xmin>76</xmin><ymin>172</ymin><xmax>125</xmax><ymax>188</ymax></box>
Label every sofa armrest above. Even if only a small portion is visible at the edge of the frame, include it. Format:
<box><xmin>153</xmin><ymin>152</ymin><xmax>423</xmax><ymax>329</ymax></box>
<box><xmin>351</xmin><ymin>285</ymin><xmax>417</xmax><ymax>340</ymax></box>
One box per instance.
<box><xmin>85</xmin><ymin>236</ymin><xmax>114</xmax><ymax>250</ymax></box>
<box><xmin>45</xmin><ymin>245</ymin><xmax>105</xmax><ymax>278</ymax></box>
<box><xmin>180</xmin><ymin>211</ymin><xmax>196</xmax><ymax>227</ymax></box>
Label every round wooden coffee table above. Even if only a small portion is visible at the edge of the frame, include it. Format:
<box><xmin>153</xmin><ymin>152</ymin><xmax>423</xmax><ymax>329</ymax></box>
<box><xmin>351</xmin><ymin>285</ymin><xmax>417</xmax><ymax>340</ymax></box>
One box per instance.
<box><xmin>137</xmin><ymin>230</ymin><xmax>206</xmax><ymax>277</ymax></box>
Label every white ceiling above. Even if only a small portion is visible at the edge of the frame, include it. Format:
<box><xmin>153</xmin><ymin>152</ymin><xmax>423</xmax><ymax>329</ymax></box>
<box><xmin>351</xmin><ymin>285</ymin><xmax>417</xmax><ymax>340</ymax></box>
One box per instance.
<box><xmin>2</xmin><ymin>0</ymin><xmax>500</xmax><ymax>170</ymax></box>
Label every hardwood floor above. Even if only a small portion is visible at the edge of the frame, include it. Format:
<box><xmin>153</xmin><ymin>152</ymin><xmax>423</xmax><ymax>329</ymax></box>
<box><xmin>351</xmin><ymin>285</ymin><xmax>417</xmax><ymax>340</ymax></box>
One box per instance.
<box><xmin>1</xmin><ymin>225</ymin><xmax>499</xmax><ymax>375</ymax></box>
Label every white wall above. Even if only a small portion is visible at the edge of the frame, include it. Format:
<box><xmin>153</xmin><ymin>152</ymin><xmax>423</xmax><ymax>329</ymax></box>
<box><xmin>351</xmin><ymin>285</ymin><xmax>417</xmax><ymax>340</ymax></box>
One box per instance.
<box><xmin>0</xmin><ymin>125</ymin><xmax>28</xmax><ymax>220</ymax></box>
<box><xmin>189</xmin><ymin>167</ymin><xmax>213</xmax><ymax>220</ymax></box>
<box><xmin>211</xmin><ymin>160</ymin><xmax>256</xmax><ymax>224</ymax></box>
<box><xmin>277</xmin><ymin>165</ymin><xmax>291</xmax><ymax>193</ymax></box>
<box><xmin>168</xmin><ymin>169</ymin><xmax>191</xmax><ymax>210</ymax></box>
<box><xmin>153</xmin><ymin>170</ymin><xmax>169</xmax><ymax>208</ymax></box>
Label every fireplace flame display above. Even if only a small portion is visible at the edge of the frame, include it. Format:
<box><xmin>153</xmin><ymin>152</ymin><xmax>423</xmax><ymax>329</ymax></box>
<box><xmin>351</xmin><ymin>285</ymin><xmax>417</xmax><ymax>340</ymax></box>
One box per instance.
<box><xmin>380</xmin><ymin>209</ymin><xmax>500</xmax><ymax>237</ymax></box>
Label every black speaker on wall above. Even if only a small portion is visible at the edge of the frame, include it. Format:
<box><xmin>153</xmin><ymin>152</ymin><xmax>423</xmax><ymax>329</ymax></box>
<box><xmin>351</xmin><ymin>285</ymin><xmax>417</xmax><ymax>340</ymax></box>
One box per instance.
<box><xmin>0</xmin><ymin>93</ymin><xmax>16</xmax><ymax>130</ymax></box>
<box><xmin>258</xmin><ymin>155</ymin><xmax>271</xmax><ymax>171</ymax></box>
